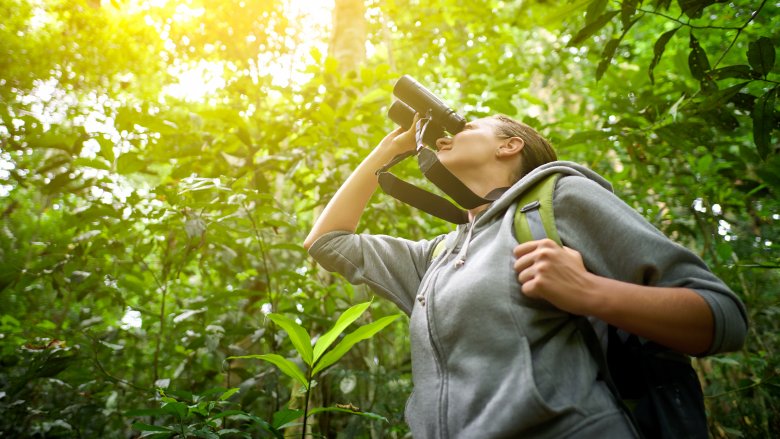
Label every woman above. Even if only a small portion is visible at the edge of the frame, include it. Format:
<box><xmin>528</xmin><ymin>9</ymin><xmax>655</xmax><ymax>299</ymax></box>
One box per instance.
<box><xmin>303</xmin><ymin>114</ymin><xmax>747</xmax><ymax>438</ymax></box>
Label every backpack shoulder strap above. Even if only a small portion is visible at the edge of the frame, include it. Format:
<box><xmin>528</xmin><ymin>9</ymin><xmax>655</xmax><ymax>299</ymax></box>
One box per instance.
<box><xmin>514</xmin><ymin>173</ymin><xmax>562</xmax><ymax>245</ymax></box>
<box><xmin>512</xmin><ymin>172</ymin><xmax>644</xmax><ymax>438</ymax></box>
<box><xmin>433</xmin><ymin>172</ymin><xmax>562</xmax><ymax>262</ymax></box>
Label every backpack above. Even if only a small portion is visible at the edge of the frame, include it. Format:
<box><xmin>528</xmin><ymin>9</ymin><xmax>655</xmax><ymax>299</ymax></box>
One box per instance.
<box><xmin>432</xmin><ymin>173</ymin><xmax>709</xmax><ymax>439</ymax></box>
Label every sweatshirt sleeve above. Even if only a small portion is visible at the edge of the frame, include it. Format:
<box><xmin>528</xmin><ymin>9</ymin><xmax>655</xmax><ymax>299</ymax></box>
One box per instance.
<box><xmin>307</xmin><ymin>230</ymin><xmax>443</xmax><ymax>315</ymax></box>
<box><xmin>553</xmin><ymin>175</ymin><xmax>748</xmax><ymax>355</ymax></box>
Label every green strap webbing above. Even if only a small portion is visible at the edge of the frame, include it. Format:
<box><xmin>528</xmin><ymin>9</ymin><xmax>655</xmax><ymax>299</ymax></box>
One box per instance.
<box><xmin>514</xmin><ymin>173</ymin><xmax>562</xmax><ymax>245</ymax></box>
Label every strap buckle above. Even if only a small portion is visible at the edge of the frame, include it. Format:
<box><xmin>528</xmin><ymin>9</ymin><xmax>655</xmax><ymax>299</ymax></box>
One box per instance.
<box><xmin>520</xmin><ymin>200</ymin><xmax>541</xmax><ymax>213</ymax></box>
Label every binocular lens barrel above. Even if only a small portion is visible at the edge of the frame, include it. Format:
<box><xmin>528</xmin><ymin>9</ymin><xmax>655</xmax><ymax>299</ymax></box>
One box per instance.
<box><xmin>388</xmin><ymin>100</ymin><xmax>444</xmax><ymax>147</ymax></box>
<box><xmin>387</xmin><ymin>100</ymin><xmax>415</xmax><ymax>131</ymax></box>
<box><xmin>392</xmin><ymin>75</ymin><xmax>466</xmax><ymax>135</ymax></box>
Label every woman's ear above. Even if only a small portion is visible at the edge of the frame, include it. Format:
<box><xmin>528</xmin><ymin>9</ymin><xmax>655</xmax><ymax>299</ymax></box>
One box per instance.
<box><xmin>497</xmin><ymin>136</ymin><xmax>524</xmax><ymax>158</ymax></box>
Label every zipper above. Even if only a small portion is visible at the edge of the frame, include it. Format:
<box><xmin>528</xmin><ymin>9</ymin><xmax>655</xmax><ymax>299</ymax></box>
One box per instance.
<box><xmin>426</xmin><ymin>268</ymin><xmax>449</xmax><ymax>438</ymax></box>
<box><xmin>415</xmin><ymin>225</ymin><xmax>469</xmax><ymax>438</ymax></box>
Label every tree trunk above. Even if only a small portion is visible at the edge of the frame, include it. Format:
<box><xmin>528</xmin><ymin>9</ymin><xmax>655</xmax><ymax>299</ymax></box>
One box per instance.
<box><xmin>329</xmin><ymin>0</ymin><xmax>367</xmax><ymax>72</ymax></box>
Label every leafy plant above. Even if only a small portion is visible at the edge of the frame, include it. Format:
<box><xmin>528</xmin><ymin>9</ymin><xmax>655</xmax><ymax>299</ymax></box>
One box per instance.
<box><xmin>228</xmin><ymin>301</ymin><xmax>400</xmax><ymax>438</ymax></box>
<box><xmin>129</xmin><ymin>387</ymin><xmax>271</xmax><ymax>439</ymax></box>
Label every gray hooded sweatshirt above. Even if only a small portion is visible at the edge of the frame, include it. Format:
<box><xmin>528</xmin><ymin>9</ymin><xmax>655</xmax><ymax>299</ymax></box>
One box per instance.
<box><xmin>308</xmin><ymin>161</ymin><xmax>748</xmax><ymax>438</ymax></box>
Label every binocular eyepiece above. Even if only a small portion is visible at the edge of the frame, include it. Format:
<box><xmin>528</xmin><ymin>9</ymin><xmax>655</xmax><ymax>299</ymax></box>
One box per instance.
<box><xmin>388</xmin><ymin>75</ymin><xmax>466</xmax><ymax>147</ymax></box>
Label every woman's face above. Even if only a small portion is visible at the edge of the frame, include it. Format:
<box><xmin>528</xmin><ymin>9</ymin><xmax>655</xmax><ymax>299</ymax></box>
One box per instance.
<box><xmin>435</xmin><ymin>117</ymin><xmax>505</xmax><ymax>175</ymax></box>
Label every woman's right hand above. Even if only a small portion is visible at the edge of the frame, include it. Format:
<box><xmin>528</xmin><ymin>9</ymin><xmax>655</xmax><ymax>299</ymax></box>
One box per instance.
<box><xmin>377</xmin><ymin>113</ymin><xmax>420</xmax><ymax>156</ymax></box>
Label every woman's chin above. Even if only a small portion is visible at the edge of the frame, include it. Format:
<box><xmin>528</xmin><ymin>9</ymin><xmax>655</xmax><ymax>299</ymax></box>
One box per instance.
<box><xmin>437</xmin><ymin>156</ymin><xmax>465</xmax><ymax>175</ymax></box>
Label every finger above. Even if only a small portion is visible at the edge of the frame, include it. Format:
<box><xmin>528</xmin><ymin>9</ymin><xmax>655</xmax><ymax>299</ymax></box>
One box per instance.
<box><xmin>406</xmin><ymin>113</ymin><xmax>421</xmax><ymax>134</ymax></box>
<box><xmin>536</xmin><ymin>238</ymin><xmax>560</xmax><ymax>249</ymax></box>
<box><xmin>390</xmin><ymin>125</ymin><xmax>405</xmax><ymax>136</ymax></box>
<box><xmin>517</xmin><ymin>266</ymin><xmax>536</xmax><ymax>285</ymax></box>
<box><xmin>512</xmin><ymin>240</ymin><xmax>539</xmax><ymax>258</ymax></box>
<box><xmin>513</xmin><ymin>241</ymin><xmax>545</xmax><ymax>274</ymax></box>
<box><xmin>519</xmin><ymin>276</ymin><xmax>540</xmax><ymax>298</ymax></box>
<box><xmin>513</xmin><ymin>256</ymin><xmax>532</xmax><ymax>274</ymax></box>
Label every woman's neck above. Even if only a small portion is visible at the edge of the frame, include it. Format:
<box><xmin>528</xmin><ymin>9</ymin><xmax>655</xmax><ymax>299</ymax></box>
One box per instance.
<box><xmin>467</xmin><ymin>203</ymin><xmax>491</xmax><ymax>222</ymax></box>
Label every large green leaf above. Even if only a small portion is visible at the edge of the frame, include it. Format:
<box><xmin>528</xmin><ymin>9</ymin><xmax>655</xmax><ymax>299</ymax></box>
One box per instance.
<box><xmin>648</xmin><ymin>27</ymin><xmax>680</xmax><ymax>84</ymax></box>
<box><xmin>207</xmin><ymin>409</ymin><xmax>275</xmax><ymax>435</ymax></box>
<box><xmin>161</xmin><ymin>400</ymin><xmax>189</xmax><ymax>420</ymax></box>
<box><xmin>535</xmin><ymin>0</ymin><xmax>591</xmax><ymax>28</ymax></box>
<box><xmin>709</xmin><ymin>65</ymin><xmax>755</xmax><ymax>81</ymax></box>
<box><xmin>228</xmin><ymin>354</ymin><xmax>308</xmax><ymax>389</ymax></box>
<box><xmin>271</xmin><ymin>408</ymin><xmax>305</xmax><ymax>429</ymax></box>
<box><xmin>585</xmin><ymin>0</ymin><xmax>608</xmax><ymax>25</ymax></box>
<box><xmin>753</xmin><ymin>88</ymin><xmax>778</xmax><ymax>159</ymax></box>
<box><xmin>116</xmin><ymin>152</ymin><xmax>146</xmax><ymax>174</ymax></box>
<box><xmin>312</xmin><ymin>314</ymin><xmax>401</xmax><ymax>375</ymax></box>
<box><xmin>594</xmin><ymin>0</ymin><xmax>639</xmax><ymax>81</ymax></box>
<box><xmin>218</xmin><ymin>387</ymin><xmax>240</xmax><ymax>401</ymax></box>
<box><xmin>698</xmin><ymin>81</ymin><xmax>749</xmax><ymax>110</ymax></box>
<box><xmin>558</xmin><ymin>130</ymin><xmax>612</xmax><ymax>148</ymax></box>
<box><xmin>748</xmin><ymin>37</ymin><xmax>776</xmax><ymax>77</ymax></box>
<box><xmin>267</xmin><ymin>313</ymin><xmax>313</xmax><ymax>366</ymax></box>
<box><xmin>312</xmin><ymin>301</ymin><xmax>371</xmax><ymax>364</ymax></box>
<box><xmin>596</xmin><ymin>38</ymin><xmax>621</xmax><ymax>81</ymax></box>
<box><xmin>73</xmin><ymin>157</ymin><xmax>111</xmax><ymax>171</ymax></box>
<box><xmin>620</xmin><ymin>0</ymin><xmax>638</xmax><ymax>28</ymax></box>
<box><xmin>308</xmin><ymin>406</ymin><xmax>389</xmax><ymax>423</ymax></box>
<box><xmin>688</xmin><ymin>33</ymin><xmax>710</xmax><ymax>81</ymax></box>
<box><xmin>678</xmin><ymin>0</ymin><xmax>725</xmax><ymax>19</ymax></box>
<box><xmin>567</xmin><ymin>11</ymin><xmax>620</xmax><ymax>47</ymax></box>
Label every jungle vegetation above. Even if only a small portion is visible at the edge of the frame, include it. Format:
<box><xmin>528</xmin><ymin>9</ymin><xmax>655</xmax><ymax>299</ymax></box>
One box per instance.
<box><xmin>0</xmin><ymin>0</ymin><xmax>778</xmax><ymax>437</ymax></box>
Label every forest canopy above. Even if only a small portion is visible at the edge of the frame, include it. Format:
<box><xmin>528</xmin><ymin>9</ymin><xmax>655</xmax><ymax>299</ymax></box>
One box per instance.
<box><xmin>0</xmin><ymin>0</ymin><xmax>778</xmax><ymax>437</ymax></box>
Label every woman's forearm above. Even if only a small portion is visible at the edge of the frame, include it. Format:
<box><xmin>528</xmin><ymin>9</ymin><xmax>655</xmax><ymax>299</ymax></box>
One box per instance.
<box><xmin>303</xmin><ymin>147</ymin><xmax>395</xmax><ymax>250</ymax></box>
<box><xmin>584</xmin><ymin>274</ymin><xmax>714</xmax><ymax>355</ymax></box>
<box><xmin>305</xmin><ymin>119</ymin><xmax>419</xmax><ymax>250</ymax></box>
<box><xmin>514</xmin><ymin>239</ymin><xmax>715</xmax><ymax>356</ymax></box>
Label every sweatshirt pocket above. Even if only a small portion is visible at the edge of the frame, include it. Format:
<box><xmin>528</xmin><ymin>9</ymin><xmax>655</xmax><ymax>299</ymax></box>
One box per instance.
<box><xmin>491</xmin><ymin>335</ymin><xmax>584</xmax><ymax>432</ymax></box>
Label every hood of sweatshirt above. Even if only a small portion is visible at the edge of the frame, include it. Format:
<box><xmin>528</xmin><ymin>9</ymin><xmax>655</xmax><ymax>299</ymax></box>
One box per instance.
<box><xmin>477</xmin><ymin>160</ymin><xmax>614</xmax><ymax>229</ymax></box>
<box><xmin>446</xmin><ymin>161</ymin><xmax>614</xmax><ymax>267</ymax></box>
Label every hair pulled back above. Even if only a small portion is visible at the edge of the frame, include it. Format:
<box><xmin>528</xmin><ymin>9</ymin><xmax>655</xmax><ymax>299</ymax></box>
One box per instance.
<box><xmin>492</xmin><ymin>115</ymin><xmax>557</xmax><ymax>182</ymax></box>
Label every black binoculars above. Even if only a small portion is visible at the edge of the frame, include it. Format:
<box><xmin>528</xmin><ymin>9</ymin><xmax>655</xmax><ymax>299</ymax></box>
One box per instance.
<box><xmin>388</xmin><ymin>75</ymin><xmax>466</xmax><ymax>147</ymax></box>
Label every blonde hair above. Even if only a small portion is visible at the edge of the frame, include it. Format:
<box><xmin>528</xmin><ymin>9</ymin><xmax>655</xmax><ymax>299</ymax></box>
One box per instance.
<box><xmin>492</xmin><ymin>115</ymin><xmax>557</xmax><ymax>182</ymax></box>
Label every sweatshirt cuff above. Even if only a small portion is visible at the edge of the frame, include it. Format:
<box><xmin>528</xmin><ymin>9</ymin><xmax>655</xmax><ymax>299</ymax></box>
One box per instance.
<box><xmin>692</xmin><ymin>288</ymin><xmax>748</xmax><ymax>356</ymax></box>
<box><xmin>307</xmin><ymin>230</ymin><xmax>353</xmax><ymax>258</ymax></box>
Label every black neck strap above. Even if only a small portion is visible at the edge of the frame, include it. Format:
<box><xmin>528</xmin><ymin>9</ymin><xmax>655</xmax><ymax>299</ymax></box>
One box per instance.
<box><xmin>375</xmin><ymin>117</ymin><xmax>509</xmax><ymax>224</ymax></box>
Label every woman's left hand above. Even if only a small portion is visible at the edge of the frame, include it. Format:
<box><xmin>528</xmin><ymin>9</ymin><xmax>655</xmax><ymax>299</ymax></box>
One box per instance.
<box><xmin>512</xmin><ymin>239</ymin><xmax>598</xmax><ymax>315</ymax></box>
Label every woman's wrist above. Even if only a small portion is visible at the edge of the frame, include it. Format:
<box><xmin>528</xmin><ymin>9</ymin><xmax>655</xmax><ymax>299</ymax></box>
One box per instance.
<box><xmin>578</xmin><ymin>272</ymin><xmax>613</xmax><ymax>318</ymax></box>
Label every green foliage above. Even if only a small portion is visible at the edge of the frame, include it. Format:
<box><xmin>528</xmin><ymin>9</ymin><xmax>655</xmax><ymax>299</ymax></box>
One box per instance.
<box><xmin>0</xmin><ymin>0</ymin><xmax>778</xmax><ymax>437</ymax></box>
<box><xmin>129</xmin><ymin>388</ymin><xmax>277</xmax><ymax>438</ymax></box>
<box><xmin>229</xmin><ymin>301</ymin><xmax>398</xmax><ymax>437</ymax></box>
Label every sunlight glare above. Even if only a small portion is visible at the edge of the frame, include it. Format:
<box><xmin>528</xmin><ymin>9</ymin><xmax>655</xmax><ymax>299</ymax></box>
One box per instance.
<box><xmin>164</xmin><ymin>60</ymin><xmax>227</xmax><ymax>103</ymax></box>
<box><xmin>163</xmin><ymin>0</ymin><xmax>334</xmax><ymax>102</ymax></box>
<box><xmin>121</xmin><ymin>308</ymin><xmax>143</xmax><ymax>330</ymax></box>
